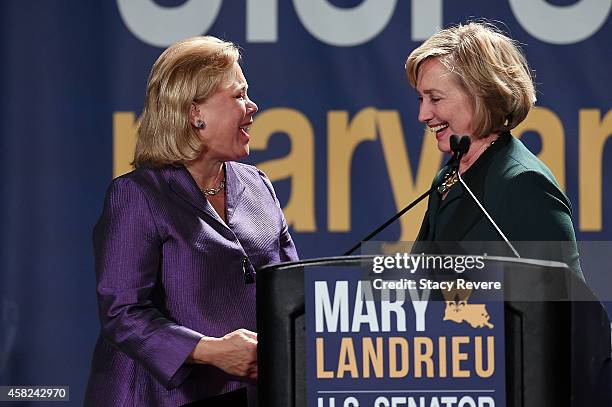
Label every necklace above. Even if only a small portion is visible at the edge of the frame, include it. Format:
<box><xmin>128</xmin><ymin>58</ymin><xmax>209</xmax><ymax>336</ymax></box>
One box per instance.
<box><xmin>200</xmin><ymin>179</ymin><xmax>225</xmax><ymax>196</ymax></box>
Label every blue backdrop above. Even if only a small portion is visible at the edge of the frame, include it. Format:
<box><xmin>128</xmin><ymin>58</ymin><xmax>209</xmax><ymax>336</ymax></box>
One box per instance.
<box><xmin>0</xmin><ymin>0</ymin><xmax>610</xmax><ymax>404</ymax></box>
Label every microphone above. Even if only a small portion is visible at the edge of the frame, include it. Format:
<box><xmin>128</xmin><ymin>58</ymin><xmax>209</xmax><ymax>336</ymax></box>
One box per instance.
<box><xmin>343</xmin><ymin>134</ymin><xmax>521</xmax><ymax>258</ymax></box>
<box><xmin>450</xmin><ymin>136</ymin><xmax>521</xmax><ymax>258</ymax></box>
<box><xmin>450</xmin><ymin>135</ymin><xmax>470</xmax><ymax>167</ymax></box>
<box><xmin>450</xmin><ymin>134</ymin><xmax>461</xmax><ymax>156</ymax></box>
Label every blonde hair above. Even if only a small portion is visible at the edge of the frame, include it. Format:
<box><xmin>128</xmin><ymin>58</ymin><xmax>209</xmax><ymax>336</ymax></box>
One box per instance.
<box><xmin>405</xmin><ymin>21</ymin><xmax>536</xmax><ymax>138</ymax></box>
<box><xmin>134</xmin><ymin>36</ymin><xmax>240</xmax><ymax>167</ymax></box>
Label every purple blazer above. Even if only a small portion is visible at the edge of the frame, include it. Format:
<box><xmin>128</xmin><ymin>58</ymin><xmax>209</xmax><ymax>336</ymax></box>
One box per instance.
<box><xmin>85</xmin><ymin>162</ymin><xmax>298</xmax><ymax>406</ymax></box>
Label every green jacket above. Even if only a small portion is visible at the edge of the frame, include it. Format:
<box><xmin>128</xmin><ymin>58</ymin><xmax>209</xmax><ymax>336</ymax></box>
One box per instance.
<box><xmin>416</xmin><ymin>132</ymin><xmax>582</xmax><ymax>276</ymax></box>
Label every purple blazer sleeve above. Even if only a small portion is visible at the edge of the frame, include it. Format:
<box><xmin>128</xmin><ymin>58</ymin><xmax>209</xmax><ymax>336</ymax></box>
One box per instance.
<box><xmin>93</xmin><ymin>178</ymin><xmax>203</xmax><ymax>389</ymax></box>
<box><xmin>257</xmin><ymin>169</ymin><xmax>299</xmax><ymax>262</ymax></box>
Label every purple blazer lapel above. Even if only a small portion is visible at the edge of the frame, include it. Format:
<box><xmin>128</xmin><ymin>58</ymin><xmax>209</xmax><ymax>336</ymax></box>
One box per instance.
<box><xmin>166</xmin><ymin>165</ymin><xmax>229</xmax><ymax>229</ymax></box>
<box><xmin>224</xmin><ymin>161</ymin><xmax>246</xmax><ymax>219</ymax></box>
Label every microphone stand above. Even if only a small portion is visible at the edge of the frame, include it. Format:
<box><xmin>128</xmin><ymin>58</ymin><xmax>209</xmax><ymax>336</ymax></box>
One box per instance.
<box><xmin>343</xmin><ymin>138</ymin><xmax>464</xmax><ymax>256</ymax></box>
<box><xmin>343</xmin><ymin>185</ymin><xmax>437</xmax><ymax>256</ymax></box>
<box><xmin>343</xmin><ymin>135</ymin><xmax>520</xmax><ymax>258</ymax></box>
<box><xmin>457</xmin><ymin>172</ymin><xmax>521</xmax><ymax>258</ymax></box>
<box><xmin>453</xmin><ymin>135</ymin><xmax>520</xmax><ymax>258</ymax></box>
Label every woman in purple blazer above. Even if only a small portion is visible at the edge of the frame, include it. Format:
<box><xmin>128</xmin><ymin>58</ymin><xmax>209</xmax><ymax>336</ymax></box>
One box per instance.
<box><xmin>85</xmin><ymin>36</ymin><xmax>298</xmax><ymax>406</ymax></box>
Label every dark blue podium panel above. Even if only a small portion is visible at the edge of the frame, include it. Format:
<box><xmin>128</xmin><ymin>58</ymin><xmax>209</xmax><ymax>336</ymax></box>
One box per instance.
<box><xmin>257</xmin><ymin>256</ymin><xmax>610</xmax><ymax>407</ymax></box>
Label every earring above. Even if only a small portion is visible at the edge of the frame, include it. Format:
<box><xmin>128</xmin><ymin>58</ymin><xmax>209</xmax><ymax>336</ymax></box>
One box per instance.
<box><xmin>196</xmin><ymin>119</ymin><xmax>206</xmax><ymax>129</ymax></box>
<box><xmin>503</xmin><ymin>114</ymin><xmax>512</xmax><ymax>127</ymax></box>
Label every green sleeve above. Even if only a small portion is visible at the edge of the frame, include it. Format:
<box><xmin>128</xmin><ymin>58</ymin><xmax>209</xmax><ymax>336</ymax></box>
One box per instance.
<box><xmin>500</xmin><ymin>171</ymin><xmax>582</xmax><ymax>277</ymax></box>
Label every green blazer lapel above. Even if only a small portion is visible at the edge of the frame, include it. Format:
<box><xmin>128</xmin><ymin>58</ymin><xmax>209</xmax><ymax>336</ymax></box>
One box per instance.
<box><xmin>436</xmin><ymin>132</ymin><xmax>511</xmax><ymax>241</ymax></box>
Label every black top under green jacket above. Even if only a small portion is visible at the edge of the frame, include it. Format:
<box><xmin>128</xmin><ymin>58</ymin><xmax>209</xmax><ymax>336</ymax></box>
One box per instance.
<box><xmin>415</xmin><ymin>132</ymin><xmax>582</xmax><ymax>277</ymax></box>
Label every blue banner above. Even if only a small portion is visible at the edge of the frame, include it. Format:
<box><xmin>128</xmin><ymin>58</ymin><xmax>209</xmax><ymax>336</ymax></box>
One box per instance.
<box><xmin>0</xmin><ymin>1</ymin><xmax>610</xmax><ymax>404</ymax></box>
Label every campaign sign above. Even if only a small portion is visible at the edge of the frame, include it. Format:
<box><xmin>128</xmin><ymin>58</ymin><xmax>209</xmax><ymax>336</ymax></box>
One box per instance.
<box><xmin>304</xmin><ymin>259</ymin><xmax>505</xmax><ymax>407</ymax></box>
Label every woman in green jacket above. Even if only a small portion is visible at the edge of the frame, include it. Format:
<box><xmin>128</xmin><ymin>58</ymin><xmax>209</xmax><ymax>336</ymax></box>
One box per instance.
<box><xmin>406</xmin><ymin>21</ymin><xmax>581</xmax><ymax>277</ymax></box>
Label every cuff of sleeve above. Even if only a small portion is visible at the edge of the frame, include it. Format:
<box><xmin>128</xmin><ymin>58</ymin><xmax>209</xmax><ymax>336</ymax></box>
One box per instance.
<box><xmin>155</xmin><ymin>325</ymin><xmax>204</xmax><ymax>389</ymax></box>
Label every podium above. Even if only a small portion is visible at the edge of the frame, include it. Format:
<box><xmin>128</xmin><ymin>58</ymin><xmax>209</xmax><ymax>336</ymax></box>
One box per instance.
<box><xmin>257</xmin><ymin>256</ymin><xmax>611</xmax><ymax>407</ymax></box>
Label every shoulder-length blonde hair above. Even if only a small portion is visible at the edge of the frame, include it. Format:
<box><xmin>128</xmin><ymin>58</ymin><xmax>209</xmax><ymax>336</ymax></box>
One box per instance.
<box><xmin>405</xmin><ymin>21</ymin><xmax>536</xmax><ymax>138</ymax></box>
<box><xmin>134</xmin><ymin>36</ymin><xmax>240</xmax><ymax>167</ymax></box>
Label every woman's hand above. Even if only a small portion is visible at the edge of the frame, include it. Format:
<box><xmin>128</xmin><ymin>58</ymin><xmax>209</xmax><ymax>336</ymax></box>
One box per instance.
<box><xmin>189</xmin><ymin>329</ymin><xmax>258</xmax><ymax>379</ymax></box>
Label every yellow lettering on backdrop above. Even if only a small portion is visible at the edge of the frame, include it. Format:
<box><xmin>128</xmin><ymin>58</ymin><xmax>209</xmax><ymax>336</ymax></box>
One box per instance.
<box><xmin>377</xmin><ymin>111</ymin><xmax>443</xmax><ymax>241</ymax></box>
<box><xmin>113</xmin><ymin>106</ymin><xmax>609</xmax><ymax>236</ymax></box>
<box><xmin>579</xmin><ymin>109</ymin><xmax>611</xmax><ymax>231</ymax></box>
<box><xmin>513</xmin><ymin>107</ymin><xmax>565</xmax><ymax>190</ymax></box>
<box><xmin>328</xmin><ymin>108</ymin><xmax>443</xmax><ymax>242</ymax></box>
<box><xmin>113</xmin><ymin>112</ymin><xmax>138</xmax><ymax>178</ymax></box>
<box><xmin>328</xmin><ymin>108</ymin><xmax>378</xmax><ymax>231</ymax></box>
<box><xmin>249</xmin><ymin>108</ymin><xmax>316</xmax><ymax>232</ymax></box>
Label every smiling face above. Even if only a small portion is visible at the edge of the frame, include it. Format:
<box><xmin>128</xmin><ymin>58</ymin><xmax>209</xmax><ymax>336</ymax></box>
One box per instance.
<box><xmin>191</xmin><ymin>62</ymin><xmax>258</xmax><ymax>161</ymax></box>
<box><xmin>416</xmin><ymin>58</ymin><xmax>475</xmax><ymax>154</ymax></box>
